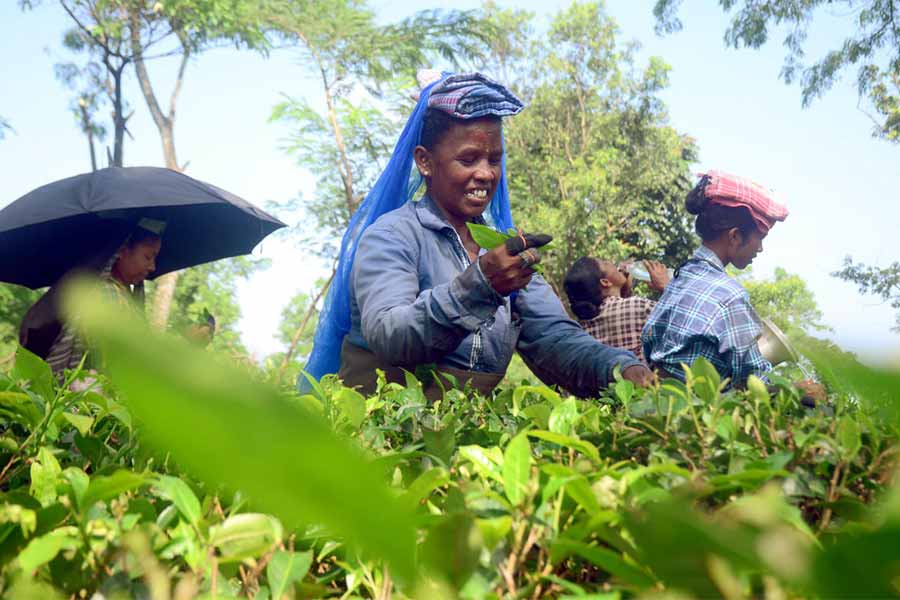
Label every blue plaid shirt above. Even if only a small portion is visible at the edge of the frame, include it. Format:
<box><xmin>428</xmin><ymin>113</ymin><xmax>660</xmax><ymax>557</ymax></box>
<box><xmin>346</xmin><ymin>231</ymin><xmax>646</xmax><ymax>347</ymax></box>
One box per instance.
<box><xmin>641</xmin><ymin>245</ymin><xmax>771</xmax><ymax>387</ymax></box>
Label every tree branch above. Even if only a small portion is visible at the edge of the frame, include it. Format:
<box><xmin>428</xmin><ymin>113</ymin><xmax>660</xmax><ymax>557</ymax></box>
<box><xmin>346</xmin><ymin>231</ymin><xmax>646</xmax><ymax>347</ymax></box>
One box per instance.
<box><xmin>128</xmin><ymin>5</ymin><xmax>168</xmax><ymax>133</ymax></box>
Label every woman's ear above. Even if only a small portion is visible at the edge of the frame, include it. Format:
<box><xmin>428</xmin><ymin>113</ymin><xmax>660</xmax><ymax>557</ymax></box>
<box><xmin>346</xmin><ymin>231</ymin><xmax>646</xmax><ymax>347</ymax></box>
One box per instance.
<box><xmin>726</xmin><ymin>227</ymin><xmax>744</xmax><ymax>248</ymax></box>
<box><xmin>599</xmin><ymin>278</ymin><xmax>611</xmax><ymax>289</ymax></box>
<box><xmin>413</xmin><ymin>146</ymin><xmax>432</xmax><ymax>178</ymax></box>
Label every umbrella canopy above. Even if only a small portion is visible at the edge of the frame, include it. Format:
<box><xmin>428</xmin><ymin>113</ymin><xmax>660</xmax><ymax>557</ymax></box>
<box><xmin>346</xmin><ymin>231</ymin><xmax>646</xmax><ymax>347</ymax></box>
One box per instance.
<box><xmin>0</xmin><ymin>167</ymin><xmax>286</xmax><ymax>289</ymax></box>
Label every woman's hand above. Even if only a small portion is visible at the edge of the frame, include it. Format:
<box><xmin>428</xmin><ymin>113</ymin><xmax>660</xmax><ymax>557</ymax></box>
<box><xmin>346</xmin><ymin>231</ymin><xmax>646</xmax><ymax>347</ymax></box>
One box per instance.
<box><xmin>644</xmin><ymin>260</ymin><xmax>671</xmax><ymax>292</ymax></box>
<box><xmin>479</xmin><ymin>232</ymin><xmax>552</xmax><ymax>296</ymax></box>
<box><xmin>622</xmin><ymin>364</ymin><xmax>657</xmax><ymax>387</ymax></box>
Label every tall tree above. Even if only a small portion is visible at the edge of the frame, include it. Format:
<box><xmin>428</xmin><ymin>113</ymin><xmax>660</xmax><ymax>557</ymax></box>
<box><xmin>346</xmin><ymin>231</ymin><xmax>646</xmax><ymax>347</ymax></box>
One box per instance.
<box><xmin>653</xmin><ymin>0</ymin><xmax>900</xmax><ymax>142</ymax></box>
<box><xmin>26</xmin><ymin>0</ymin><xmax>135</xmax><ymax>168</ymax></box>
<box><xmin>740</xmin><ymin>267</ymin><xmax>829</xmax><ymax>335</ymax></box>
<box><xmin>833</xmin><ymin>257</ymin><xmax>900</xmax><ymax>331</ymax></box>
<box><xmin>268</xmin><ymin>0</ymin><xmax>491</xmax><ymax>237</ymax></box>
<box><xmin>121</xmin><ymin>0</ymin><xmax>269</xmax><ymax>329</ymax></box>
<box><xmin>486</xmin><ymin>1</ymin><xmax>697</xmax><ymax>291</ymax></box>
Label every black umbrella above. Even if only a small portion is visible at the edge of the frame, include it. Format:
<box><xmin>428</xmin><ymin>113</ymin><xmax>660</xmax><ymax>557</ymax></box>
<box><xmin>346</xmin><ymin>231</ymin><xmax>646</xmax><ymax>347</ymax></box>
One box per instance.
<box><xmin>0</xmin><ymin>167</ymin><xmax>286</xmax><ymax>289</ymax></box>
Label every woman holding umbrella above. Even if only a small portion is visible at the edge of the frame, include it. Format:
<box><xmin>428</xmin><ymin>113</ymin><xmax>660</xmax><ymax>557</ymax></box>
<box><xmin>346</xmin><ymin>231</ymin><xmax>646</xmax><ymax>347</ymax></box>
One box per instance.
<box><xmin>1</xmin><ymin>166</ymin><xmax>285</xmax><ymax>378</ymax></box>
<box><xmin>19</xmin><ymin>219</ymin><xmax>164</xmax><ymax>377</ymax></box>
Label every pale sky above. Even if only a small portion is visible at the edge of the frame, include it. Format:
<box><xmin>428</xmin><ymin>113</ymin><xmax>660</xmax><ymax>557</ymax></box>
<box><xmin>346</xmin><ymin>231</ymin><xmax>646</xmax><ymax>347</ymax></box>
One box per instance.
<box><xmin>2</xmin><ymin>1</ymin><xmax>898</xmax><ymax>365</ymax></box>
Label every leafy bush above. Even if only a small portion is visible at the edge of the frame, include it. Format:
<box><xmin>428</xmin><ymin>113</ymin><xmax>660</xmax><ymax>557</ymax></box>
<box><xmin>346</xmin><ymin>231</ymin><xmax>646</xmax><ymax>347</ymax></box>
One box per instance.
<box><xmin>0</xmin><ymin>287</ymin><xmax>897</xmax><ymax>598</ymax></box>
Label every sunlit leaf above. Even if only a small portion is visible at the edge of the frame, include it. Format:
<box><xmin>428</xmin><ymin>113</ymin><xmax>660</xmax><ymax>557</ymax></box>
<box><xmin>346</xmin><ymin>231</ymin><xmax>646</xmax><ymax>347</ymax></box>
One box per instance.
<box><xmin>502</xmin><ymin>433</ymin><xmax>532</xmax><ymax>506</ymax></box>
<box><xmin>65</xmin><ymin>282</ymin><xmax>417</xmax><ymax>582</ymax></box>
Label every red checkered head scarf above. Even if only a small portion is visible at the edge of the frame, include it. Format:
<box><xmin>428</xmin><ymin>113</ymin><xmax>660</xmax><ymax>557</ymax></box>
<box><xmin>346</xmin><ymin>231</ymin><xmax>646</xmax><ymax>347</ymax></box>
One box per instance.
<box><xmin>687</xmin><ymin>170</ymin><xmax>788</xmax><ymax>234</ymax></box>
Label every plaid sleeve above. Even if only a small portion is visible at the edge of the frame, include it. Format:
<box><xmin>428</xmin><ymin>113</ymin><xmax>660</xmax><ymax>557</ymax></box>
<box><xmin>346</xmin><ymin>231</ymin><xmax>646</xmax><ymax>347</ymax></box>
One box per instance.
<box><xmin>719</xmin><ymin>295</ymin><xmax>772</xmax><ymax>387</ymax></box>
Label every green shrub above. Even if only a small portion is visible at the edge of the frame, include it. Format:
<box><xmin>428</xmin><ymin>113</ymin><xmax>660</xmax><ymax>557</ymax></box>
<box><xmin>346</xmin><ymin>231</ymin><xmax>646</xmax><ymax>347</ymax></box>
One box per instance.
<box><xmin>0</xmin><ymin>286</ymin><xmax>897</xmax><ymax>598</ymax></box>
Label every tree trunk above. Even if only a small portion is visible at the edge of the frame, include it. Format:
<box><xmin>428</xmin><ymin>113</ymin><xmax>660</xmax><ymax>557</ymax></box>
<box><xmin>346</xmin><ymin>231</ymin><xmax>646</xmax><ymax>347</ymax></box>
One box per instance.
<box><xmin>80</xmin><ymin>104</ymin><xmax>97</xmax><ymax>171</ymax></box>
<box><xmin>129</xmin><ymin>10</ymin><xmax>188</xmax><ymax>329</ymax></box>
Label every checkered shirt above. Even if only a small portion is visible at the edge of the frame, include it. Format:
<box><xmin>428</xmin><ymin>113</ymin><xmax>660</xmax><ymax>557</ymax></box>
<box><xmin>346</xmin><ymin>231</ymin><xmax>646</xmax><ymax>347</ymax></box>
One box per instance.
<box><xmin>700</xmin><ymin>170</ymin><xmax>789</xmax><ymax>233</ymax></box>
<box><xmin>641</xmin><ymin>245</ymin><xmax>771</xmax><ymax>387</ymax></box>
<box><xmin>580</xmin><ymin>296</ymin><xmax>656</xmax><ymax>362</ymax></box>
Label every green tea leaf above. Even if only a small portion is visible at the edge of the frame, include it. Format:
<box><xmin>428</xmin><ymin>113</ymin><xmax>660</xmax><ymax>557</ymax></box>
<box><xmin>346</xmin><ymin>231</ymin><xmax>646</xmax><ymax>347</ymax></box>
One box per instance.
<box><xmin>267</xmin><ymin>550</ymin><xmax>313</xmax><ymax>598</ymax></box>
<box><xmin>154</xmin><ymin>475</ymin><xmax>202</xmax><ymax>527</ymax></box>
<box><xmin>476</xmin><ymin>516</ymin><xmax>511</xmax><ymax>551</ymax></box>
<box><xmin>527</xmin><ymin>430</ymin><xmax>600</xmax><ymax>463</ymax></box>
<box><xmin>465</xmin><ymin>222</ymin><xmax>509</xmax><ymax>249</ymax></box>
<box><xmin>29</xmin><ymin>448</ymin><xmax>61</xmax><ymax>508</ymax></box>
<box><xmin>61</xmin><ymin>467</ymin><xmax>88</xmax><ymax>511</ymax></box>
<box><xmin>0</xmin><ymin>391</ymin><xmax>42</xmax><ymax>429</ymax></box>
<box><xmin>549</xmin><ymin>398</ymin><xmax>579</xmax><ymax>435</ymax></box>
<box><xmin>209</xmin><ymin>513</ymin><xmax>283</xmax><ymax>563</ymax></box>
<box><xmin>81</xmin><ymin>470</ymin><xmax>148</xmax><ymax>511</ymax></box>
<box><xmin>458</xmin><ymin>445</ymin><xmax>504</xmax><ymax>483</ymax></box>
<box><xmin>837</xmin><ymin>417</ymin><xmax>862</xmax><ymax>461</ymax></box>
<box><xmin>502</xmin><ymin>433</ymin><xmax>532</xmax><ymax>506</ymax></box>
<box><xmin>690</xmin><ymin>357</ymin><xmax>721</xmax><ymax>403</ymax></box>
<box><xmin>401</xmin><ymin>467</ymin><xmax>449</xmax><ymax>510</ymax></box>
<box><xmin>333</xmin><ymin>387</ymin><xmax>366</xmax><ymax>429</ymax></box>
<box><xmin>423</xmin><ymin>422</ymin><xmax>456</xmax><ymax>466</ymax></box>
<box><xmin>420</xmin><ymin>512</ymin><xmax>481</xmax><ymax>589</ymax></box>
<box><xmin>17</xmin><ymin>526</ymin><xmax>81</xmax><ymax>573</ymax></box>
<box><xmin>551</xmin><ymin>539</ymin><xmax>656</xmax><ymax>589</ymax></box>
<box><xmin>62</xmin><ymin>412</ymin><xmax>93</xmax><ymax>436</ymax></box>
<box><xmin>12</xmin><ymin>346</ymin><xmax>55</xmax><ymax>402</ymax></box>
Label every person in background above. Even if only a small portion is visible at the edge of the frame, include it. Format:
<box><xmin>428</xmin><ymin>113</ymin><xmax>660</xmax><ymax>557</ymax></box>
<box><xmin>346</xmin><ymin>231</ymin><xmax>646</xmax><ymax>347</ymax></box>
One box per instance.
<box><xmin>564</xmin><ymin>257</ymin><xmax>670</xmax><ymax>361</ymax></box>
<box><xmin>19</xmin><ymin>220</ymin><xmax>163</xmax><ymax>378</ymax></box>
<box><xmin>642</xmin><ymin>170</ymin><xmax>824</xmax><ymax>402</ymax></box>
<box><xmin>301</xmin><ymin>70</ymin><xmax>655</xmax><ymax>399</ymax></box>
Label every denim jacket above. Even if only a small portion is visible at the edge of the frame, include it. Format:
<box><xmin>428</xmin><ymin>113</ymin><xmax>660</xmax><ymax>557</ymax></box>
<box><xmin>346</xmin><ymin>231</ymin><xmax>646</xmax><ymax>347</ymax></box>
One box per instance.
<box><xmin>344</xmin><ymin>195</ymin><xmax>642</xmax><ymax>397</ymax></box>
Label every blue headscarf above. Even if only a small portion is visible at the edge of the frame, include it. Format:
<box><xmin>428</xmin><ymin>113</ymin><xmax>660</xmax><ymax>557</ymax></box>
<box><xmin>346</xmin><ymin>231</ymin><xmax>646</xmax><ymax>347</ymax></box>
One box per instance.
<box><xmin>300</xmin><ymin>72</ymin><xmax>524</xmax><ymax>388</ymax></box>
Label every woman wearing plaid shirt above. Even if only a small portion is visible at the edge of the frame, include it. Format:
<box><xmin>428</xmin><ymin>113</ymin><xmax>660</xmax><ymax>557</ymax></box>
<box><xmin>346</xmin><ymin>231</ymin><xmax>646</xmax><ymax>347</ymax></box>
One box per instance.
<box><xmin>564</xmin><ymin>258</ymin><xmax>670</xmax><ymax>362</ymax></box>
<box><xmin>641</xmin><ymin>171</ymin><xmax>784</xmax><ymax>388</ymax></box>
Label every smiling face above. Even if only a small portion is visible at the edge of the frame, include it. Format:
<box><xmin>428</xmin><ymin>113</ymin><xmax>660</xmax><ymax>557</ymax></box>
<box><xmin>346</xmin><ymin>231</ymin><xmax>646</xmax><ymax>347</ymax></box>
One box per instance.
<box><xmin>111</xmin><ymin>236</ymin><xmax>162</xmax><ymax>285</ymax></box>
<box><xmin>414</xmin><ymin>117</ymin><xmax>503</xmax><ymax>229</ymax></box>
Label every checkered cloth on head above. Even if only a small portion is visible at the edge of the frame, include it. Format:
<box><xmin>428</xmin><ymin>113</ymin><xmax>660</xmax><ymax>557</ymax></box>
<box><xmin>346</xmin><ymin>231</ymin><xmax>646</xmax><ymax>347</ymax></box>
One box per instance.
<box><xmin>700</xmin><ymin>170</ymin><xmax>789</xmax><ymax>234</ymax></box>
<box><xmin>580</xmin><ymin>296</ymin><xmax>657</xmax><ymax>362</ymax></box>
<box><xmin>427</xmin><ymin>72</ymin><xmax>524</xmax><ymax>119</ymax></box>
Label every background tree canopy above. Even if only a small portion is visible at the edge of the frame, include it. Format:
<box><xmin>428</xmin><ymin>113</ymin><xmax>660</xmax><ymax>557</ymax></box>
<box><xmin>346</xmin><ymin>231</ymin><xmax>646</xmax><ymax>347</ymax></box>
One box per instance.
<box><xmin>653</xmin><ymin>0</ymin><xmax>900</xmax><ymax>143</ymax></box>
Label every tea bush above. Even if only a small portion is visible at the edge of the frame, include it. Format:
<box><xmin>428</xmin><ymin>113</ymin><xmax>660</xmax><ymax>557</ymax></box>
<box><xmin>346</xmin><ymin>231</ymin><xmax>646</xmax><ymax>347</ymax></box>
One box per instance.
<box><xmin>0</xmin><ymin>290</ymin><xmax>898</xmax><ymax>599</ymax></box>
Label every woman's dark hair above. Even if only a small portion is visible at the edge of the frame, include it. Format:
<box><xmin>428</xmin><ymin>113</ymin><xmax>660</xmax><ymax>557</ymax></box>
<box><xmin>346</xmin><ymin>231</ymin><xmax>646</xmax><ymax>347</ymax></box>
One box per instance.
<box><xmin>686</xmin><ymin>177</ymin><xmax>757</xmax><ymax>241</ymax></box>
<box><xmin>564</xmin><ymin>257</ymin><xmax>605</xmax><ymax>320</ymax></box>
<box><xmin>419</xmin><ymin>108</ymin><xmax>502</xmax><ymax>150</ymax></box>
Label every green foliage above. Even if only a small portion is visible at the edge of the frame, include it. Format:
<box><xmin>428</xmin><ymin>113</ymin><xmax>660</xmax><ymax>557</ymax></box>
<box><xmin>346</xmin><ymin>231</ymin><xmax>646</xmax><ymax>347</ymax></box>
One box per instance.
<box><xmin>833</xmin><ymin>255</ymin><xmax>900</xmax><ymax>332</ymax></box>
<box><xmin>741</xmin><ymin>266</ymin><xmax>828</xmax><ymax>334</ymax></box>
<box><xmin>267</xmin><ymin>1</ymin><xmax>492</xmax><ymax>259</ymax></box>
<box><xmin>270</xmin><ymin>93</ymin><xmax>398</xmax><ymax>256</ymax></box>
<box><xmin>653</xmin><ymin>0</ymin><xmax>900</xmax><ymax>142</ymax></box>
<box><xmin>0</xmin><ymin>284</ymin><xmax>41</xmax><ymax>361</ymax></box>
<box><xmin>1</xmin><ymin>285</ymin><xmax>897</xmax><ymax>597</ymax></box>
